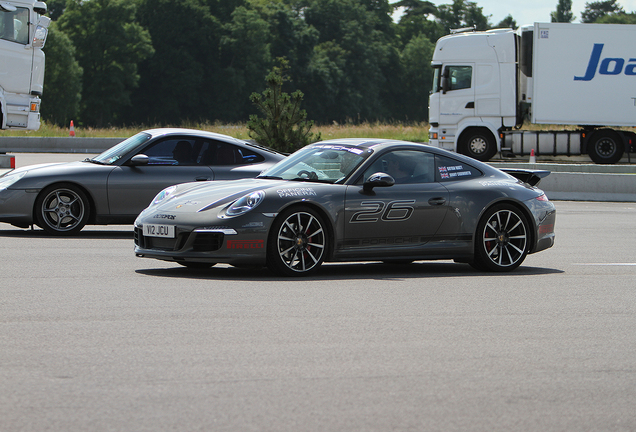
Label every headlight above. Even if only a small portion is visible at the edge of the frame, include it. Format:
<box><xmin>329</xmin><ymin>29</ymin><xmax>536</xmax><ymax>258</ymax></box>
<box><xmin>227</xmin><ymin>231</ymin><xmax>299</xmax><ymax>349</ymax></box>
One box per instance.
<box><xmin>225</xmin><ymin>190</ymin><xmax>265</xmax><ymax>217</ymax></box>
<box><xmin>0</xmin><ymin>171</ymin><xmax>27</xmax><ymax>192</ymax></box>
<box><xmin>151</xmin><ymin>185</ymin><xmax>177</xmax><ymax>205</ymax></box>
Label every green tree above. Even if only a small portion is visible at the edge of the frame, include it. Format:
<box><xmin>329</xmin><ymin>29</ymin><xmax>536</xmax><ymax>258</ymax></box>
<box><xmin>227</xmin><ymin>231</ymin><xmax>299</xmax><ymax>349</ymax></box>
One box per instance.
<box><xmin>394</xmin><ymin>0</ymin><xmax>445</xmax><ymax>49</ymax></box>
<box><xmin>41</xmin><ymin>24</ymin><xmax>82</xmax><ymax>126</ymax></box>
<box><xmin>45</xmin><ymin>0</ymin><xmax>67</xmax><ymax>21</ymax></box>
<box><xmin>399</xmin><ymin>34</ymin><xmax>435</xmax><ymax>121</ymax></box>
<box><xmin>496</xmin><ymin>14</ymin><xmax>517</xmax><ymax>29</ymax></box>
<box><xmin>551</xmin><ymin>0</ymin><xmax>575</xmax><ymax>22</ymax></box>
<box><xmin>56</xmin><ymin>0</ymin><xmax>154</xmax><ymax>126</ymax></box>
<box><xmin>298</xmin><ymin>0</ymin><xmax>400</xmax><ymax>122</ymax></box>
<box><xmin>581</xmin><ymin>0</ymin><xmax>624</xmax><ymax>22</ymax></box>
<box><xmin>597</xmin><ymin>11</ymin><xmax>636</xmax><ymax>23</ymax></box>
<box><xmin>218</xmin><ymin>5</ymin><xmax>273</xmax><ymax>120</ymax></box>
<box><xmin>248</xmin><ymin>59</ymin><xmax>320</xmax><ymax>153</ymax></box>
<box><xmin>130</xmin><ymin>0</ymin><xmax>223</xmax><ymax>125</ymax></box>
<box><xmin>436</xmin><ymin>0</ymin><xmax>491</xmax><ymax>32</ymax></box>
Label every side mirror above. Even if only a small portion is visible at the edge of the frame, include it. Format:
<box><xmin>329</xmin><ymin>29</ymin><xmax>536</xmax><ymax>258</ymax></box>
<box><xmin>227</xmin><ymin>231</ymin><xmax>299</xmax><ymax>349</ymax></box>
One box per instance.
<box><xmin>363</xmin><ymin>172</ymin><xmax>395</xmax><ymax>192</ymax></box>
<box><xmin>34</xmin><ymin>1</ymin><xmax>47</xmax><ymax>15</ymax></box>
<box><xmin>441</xmin><ymin>67</ymin><xmax>450</xmax><ymax>94</ymax></box>
<box><xmin>130</xmin><ymin>154</ymin><xmax>149</xmax><ymax>166</ymax></box>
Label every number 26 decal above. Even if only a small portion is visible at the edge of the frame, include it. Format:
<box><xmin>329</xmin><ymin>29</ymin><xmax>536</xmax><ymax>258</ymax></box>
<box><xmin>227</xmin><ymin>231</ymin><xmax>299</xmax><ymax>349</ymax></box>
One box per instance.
<box><xmin>350</xmin><ymin>200</ymin><xmax>415</xmax><ymax>223</ymax></box>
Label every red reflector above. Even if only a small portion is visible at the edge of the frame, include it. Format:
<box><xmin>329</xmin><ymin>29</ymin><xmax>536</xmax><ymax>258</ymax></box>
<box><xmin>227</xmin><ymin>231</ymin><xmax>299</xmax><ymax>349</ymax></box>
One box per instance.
<box><xmin>539</xmin><ymin>224</ymin><xmax>554</xmax><ymax>235</ymax></box>
<box><xmin>11</xmin><ymin>156</ymin><xmax>15</xmax><ymax>169</ymax></box>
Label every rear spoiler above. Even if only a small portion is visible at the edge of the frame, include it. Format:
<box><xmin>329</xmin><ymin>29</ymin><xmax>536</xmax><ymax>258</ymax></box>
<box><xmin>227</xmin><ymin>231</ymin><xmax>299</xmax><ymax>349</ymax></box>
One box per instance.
<box><xmin>500</xmin><ymin>169</ymin><xmax>551</xmax><ymax>187</ymax></box>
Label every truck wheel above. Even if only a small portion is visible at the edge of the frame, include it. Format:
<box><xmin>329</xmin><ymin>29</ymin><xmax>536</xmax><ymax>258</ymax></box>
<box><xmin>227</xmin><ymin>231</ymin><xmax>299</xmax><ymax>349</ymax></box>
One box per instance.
<box><xmin>588</xmin><ymin>130</ymin><xmax>624</xmax><ymax>164</ymax></box>
<box><xmin>459</xmin><ymin>130</ymin><xmax>496</xmax><ymax>161</ymax></box>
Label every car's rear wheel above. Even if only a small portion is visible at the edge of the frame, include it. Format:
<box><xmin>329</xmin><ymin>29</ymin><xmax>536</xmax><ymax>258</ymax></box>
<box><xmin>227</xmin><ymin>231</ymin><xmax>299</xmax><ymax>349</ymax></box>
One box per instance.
<box><xmin>35</xmin><ymin>183</ymin><xmax>90</xmax><ymax>235</ymax></box>
<box><xmin>472</xmin><ymin>204</ymin><xmax>529</xmax><ymax>272</ymax></box>
<box><xmin>267</xmin><ymin>206</ymin><xmax>327</xmax><ymax>276</ymax></box>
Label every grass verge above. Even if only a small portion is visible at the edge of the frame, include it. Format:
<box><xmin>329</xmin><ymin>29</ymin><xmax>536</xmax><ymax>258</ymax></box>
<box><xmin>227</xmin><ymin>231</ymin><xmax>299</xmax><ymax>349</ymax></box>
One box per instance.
<box><xmin>1</xmin><ymin>121</ymin><xmax>430</xmax><ymax>143</ymax></box>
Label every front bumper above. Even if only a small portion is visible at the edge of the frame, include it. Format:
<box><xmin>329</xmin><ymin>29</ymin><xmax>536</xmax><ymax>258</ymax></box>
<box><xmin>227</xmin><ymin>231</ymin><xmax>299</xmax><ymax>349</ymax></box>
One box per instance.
<box><xmin>134</xmin><ymin>218</ymin><xmax>271</xmax><ymax>266</ymax></box>
<box><xmin>0</xmin><ymin>189</ymin><xmax>38</xmax><ymax>228</ymax></box>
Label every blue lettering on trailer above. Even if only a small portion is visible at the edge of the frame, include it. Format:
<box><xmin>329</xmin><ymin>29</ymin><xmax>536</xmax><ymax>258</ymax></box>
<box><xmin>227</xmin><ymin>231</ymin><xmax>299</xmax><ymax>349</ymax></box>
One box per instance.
<box><xmin>575</xmin><ymin>44</ymin><xmax>636</xmax><ymax>81</ymax></box>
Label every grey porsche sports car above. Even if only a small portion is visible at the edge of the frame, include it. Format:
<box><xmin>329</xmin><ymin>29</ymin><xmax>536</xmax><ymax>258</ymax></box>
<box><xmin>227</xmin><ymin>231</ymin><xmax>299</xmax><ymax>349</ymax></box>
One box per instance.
<box><xmin>0</xmin><ymin>128</ymin><xmax>284</xmax><ymax>234</ymax></box>
<box><xmin>134</xmin><ymin>138</ymin><xmax>556</xmax><ymax>275</ymax></box>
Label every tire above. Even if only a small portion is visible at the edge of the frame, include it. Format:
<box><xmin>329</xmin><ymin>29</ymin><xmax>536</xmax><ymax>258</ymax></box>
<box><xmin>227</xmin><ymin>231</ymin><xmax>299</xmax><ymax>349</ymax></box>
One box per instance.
<box><xmin>587</xmin><ymin>129</ymin><xmax>624</xmax><ymax>164</ymax></box>
<box><xmin>459</xmin><ymin>129</ymin><xmax>497</xmax><ymax>161</ymax></box>
<box><xmin>177</xmin><ymin>261</ymin><xmax>216</xmax><ymax>269</ymax></box>
<box><xmin>472</xmin><ymin>204</ymin><xmax>530</xmax><ymax>272</ymax></box>
<box><xmin>267</xmin><ymin>206</ymin><xmax>328</xmax><ymax>276</ymax></box>
<box><xmin>35</xmin><ymin>184</ymin><xmax>90</xmax><ymax>235</ymax></box>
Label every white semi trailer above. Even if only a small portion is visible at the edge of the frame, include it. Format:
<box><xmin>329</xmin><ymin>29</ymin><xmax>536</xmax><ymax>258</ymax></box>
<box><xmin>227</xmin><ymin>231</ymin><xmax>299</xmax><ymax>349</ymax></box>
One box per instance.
<box><xmin>0</xmin><ymin>0</ymin><xmax>49</xmax><ymax>131</ymax></box>
<box><xmin>428</xmin><ymin>22</ymin><xmax>636</xmax><ymax>164</ymax></box>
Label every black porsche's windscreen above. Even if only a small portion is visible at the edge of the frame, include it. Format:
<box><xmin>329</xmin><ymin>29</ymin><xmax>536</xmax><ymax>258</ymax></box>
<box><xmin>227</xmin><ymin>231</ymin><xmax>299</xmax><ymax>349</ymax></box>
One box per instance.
<box><xmin>258</xmin><ymin>145</ymin><xmax>371</xmax><ymax>183</ymax></box>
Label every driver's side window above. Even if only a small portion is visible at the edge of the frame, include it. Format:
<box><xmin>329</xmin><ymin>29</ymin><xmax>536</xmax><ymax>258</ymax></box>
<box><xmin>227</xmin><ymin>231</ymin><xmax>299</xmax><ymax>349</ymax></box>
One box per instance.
<box><xmin>363</xmin><ymin>150</ymin><xmax>435</xmax><ymax>184</ymax></box>
<box><xmin>141</xmin><ymin>138</ymin><xmax>198</xmax><ymax>166</ymax></box>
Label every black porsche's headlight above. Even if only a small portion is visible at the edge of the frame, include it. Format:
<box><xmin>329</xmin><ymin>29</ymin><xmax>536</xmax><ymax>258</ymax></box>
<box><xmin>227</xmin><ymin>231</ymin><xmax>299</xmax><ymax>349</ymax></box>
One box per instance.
<box><xmin>225</xmin><ymin>190</ymin><xmax>265</xmax><ymax>217</ymax></box>
<box><xmin>151</xmin><ymin>185</ymin><xmax>177</xmax><ymax>206</ymax></box>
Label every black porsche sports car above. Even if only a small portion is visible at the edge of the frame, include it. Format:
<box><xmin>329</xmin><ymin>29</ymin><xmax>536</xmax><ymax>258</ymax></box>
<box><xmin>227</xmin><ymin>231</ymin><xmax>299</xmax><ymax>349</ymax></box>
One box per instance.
<box><xmin>134</xmin><ymin>138</ymin><xmax>556</xmax><ymax>275</ymax></box>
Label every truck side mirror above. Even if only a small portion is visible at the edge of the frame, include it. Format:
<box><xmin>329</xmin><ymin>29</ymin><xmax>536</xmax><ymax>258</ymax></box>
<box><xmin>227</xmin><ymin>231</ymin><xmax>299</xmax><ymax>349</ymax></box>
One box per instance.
<box><xmin>441</xmin><ymin>76</ymin><xmax>449</xmax><ymax>94</ymax></box>
<box><xmin>34</xmin><ymin>2</ymin><xmax>47</xmax><ymax>15</ymax></box>
<box><xmin>441</xmin><ymin>68</ymin><xmax>450</xmax><ymax>94</ymax></box>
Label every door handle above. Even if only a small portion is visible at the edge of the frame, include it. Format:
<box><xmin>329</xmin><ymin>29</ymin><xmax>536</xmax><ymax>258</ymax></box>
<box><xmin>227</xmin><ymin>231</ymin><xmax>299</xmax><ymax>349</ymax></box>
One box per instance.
<box><xmin>428</xmin><ymin>197</ymin><xmax>446</xmax><ymax>206</ymax></box>
<box><xmin>195</xmin><ymin>176</ymin><xmax>211</xmax><ymax>181</ymax></box>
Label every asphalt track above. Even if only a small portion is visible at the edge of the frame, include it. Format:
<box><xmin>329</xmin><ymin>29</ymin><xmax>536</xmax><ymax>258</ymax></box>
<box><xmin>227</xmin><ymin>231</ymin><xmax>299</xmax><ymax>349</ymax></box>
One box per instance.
<box><xmin>1</xmin><ymin>195</ymin><xmax>635</xmax><ymax>430</ymax></box>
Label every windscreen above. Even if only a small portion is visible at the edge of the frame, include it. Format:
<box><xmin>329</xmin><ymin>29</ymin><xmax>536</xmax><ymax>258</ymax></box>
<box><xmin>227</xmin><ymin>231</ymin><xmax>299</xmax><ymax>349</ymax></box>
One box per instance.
<box><xmin>92</xmin><ymin>132</ymin><xmax>152</xmax><ymax>165</ymax></box>
<box><xmin>259</xmin><ymin>144</ymin><xmax>371</xmax><ymax>184</ymax></box>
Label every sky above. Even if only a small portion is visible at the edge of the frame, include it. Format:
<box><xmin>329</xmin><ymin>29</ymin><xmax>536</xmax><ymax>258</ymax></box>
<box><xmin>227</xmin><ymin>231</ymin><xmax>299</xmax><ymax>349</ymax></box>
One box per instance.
<box><xmin>393</xmin><ymin>1</ymin><xmax>636</xmax><ymax>25</ymax></box>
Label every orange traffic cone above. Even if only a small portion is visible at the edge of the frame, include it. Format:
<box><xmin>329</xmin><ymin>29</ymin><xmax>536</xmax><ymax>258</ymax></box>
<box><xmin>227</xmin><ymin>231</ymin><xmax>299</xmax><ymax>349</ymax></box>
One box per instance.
<box><xmin>529</xmin><ymin>148</ymin><xmax>536</xmax><ymax>164</ymax></box>
<box><xmin>69</xmin><ymin>120</ymin><xmax>75</xmax><ymax>137</ymax></box>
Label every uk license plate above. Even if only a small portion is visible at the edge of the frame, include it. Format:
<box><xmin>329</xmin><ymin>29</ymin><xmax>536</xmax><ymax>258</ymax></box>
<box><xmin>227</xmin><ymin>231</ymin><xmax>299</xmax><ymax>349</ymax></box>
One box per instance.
<box><xmin>143</xmin><ymin>224</ymin><xmax>175</xmax><ymax>238</ymax></box>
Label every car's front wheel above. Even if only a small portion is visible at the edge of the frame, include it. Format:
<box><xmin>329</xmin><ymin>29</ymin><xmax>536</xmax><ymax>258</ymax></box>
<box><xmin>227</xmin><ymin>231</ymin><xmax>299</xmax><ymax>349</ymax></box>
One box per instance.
<box><xmin>35</xmin><ymin>183</ymin><xmax>90</xmax><ymax>235</ymax></box>
<box><xmin>471</xmin><ymin>204</ymin><xmax>529</xmax><ymax>272</ymax></box>
<box><xmin>267</xmin><ymin>206</ymin><xmax>327</xmax><ymax>276</ymax></box>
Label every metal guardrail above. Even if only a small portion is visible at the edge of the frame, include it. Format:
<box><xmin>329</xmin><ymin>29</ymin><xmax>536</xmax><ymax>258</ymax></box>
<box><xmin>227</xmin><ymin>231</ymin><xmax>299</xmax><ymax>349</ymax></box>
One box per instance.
<box><xmin>1</xmin><ymin>137</ymin><xmax>635</xmax><ymax>201</ymax></box>
<box><xmin>0</xmin><ymin>136</ymin><xmax>122</xmax><ymax>154</ymax></box>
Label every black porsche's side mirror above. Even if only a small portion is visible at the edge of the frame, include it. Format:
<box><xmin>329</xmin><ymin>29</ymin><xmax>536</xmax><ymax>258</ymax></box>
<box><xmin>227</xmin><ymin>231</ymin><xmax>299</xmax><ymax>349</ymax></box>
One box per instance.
<box><xmin>129</xmin><ymin>154</ymin><xmax>149</xmax><ymax>166</ymax></box>
<box><xmin>363</xmin><ymin>172</ymin><xmax>395</xmax><ymax>192</ymax></box>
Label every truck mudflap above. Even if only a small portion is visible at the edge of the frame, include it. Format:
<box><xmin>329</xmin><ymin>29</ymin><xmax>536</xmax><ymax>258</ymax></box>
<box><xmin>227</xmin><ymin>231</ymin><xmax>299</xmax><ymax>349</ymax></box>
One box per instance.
<box><xmin>500</xmin><ymin>169</ymin><xmax>550</xmax><ymax>187</ymax></box>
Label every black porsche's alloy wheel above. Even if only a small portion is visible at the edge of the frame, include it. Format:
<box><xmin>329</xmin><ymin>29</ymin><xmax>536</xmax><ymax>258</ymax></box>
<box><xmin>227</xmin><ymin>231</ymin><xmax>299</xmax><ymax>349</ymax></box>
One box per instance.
<box><xmin>35</xmin><ymin>184</ymin><xmax>90</xmax><ymax>235</ymax></box>
<box><xmin>268</xmin><ymin>207</ymin><xmax>327</xmax><ymax>276</ymax></box>
<box><xmin>473</xmin><ymin>204</ymin><xmax>529</xmax><ymax>272</ymax></box>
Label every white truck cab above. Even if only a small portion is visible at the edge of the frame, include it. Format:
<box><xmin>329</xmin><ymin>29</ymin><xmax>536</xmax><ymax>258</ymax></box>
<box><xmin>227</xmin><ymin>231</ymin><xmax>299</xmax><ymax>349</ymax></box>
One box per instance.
<box><xmin>0</xmin><ymin>0</ymin><xmax>49</xmax><ymax>130</ymax></box>
<box><xmin>428</xmin><ymin>28</ymin><xmax>517</xmax><ymax>161</ymax></box>
<box><xmin>429</xmin><ymin>23</ymin><xmax>636</xmax><ymax>164</ymax></box>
